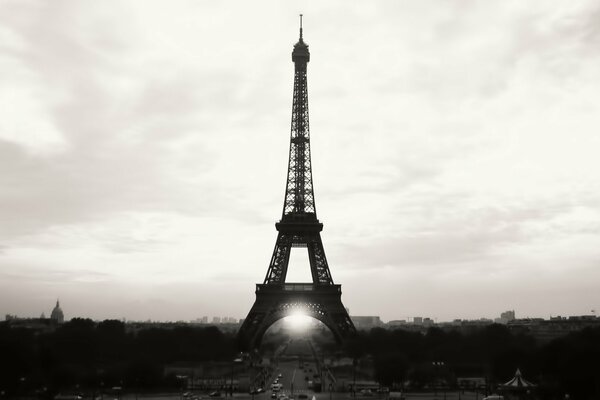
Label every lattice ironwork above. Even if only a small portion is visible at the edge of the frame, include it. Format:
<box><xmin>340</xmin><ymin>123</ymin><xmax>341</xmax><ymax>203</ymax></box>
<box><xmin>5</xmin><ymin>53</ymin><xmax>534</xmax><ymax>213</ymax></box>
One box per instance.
<box><xmin>261</xmin><ymin>28</ymin><xmax>334</xmax><ymax>286</ymax></box>
<box><xmin>238</xmin><ymin>17</ymin><xmax>355</xmax><ymax>350</ymax></box>
<box><xmin>284</xmin><ymin>45</ymin><xmax>315</xmax><ymax>216</ymax></box>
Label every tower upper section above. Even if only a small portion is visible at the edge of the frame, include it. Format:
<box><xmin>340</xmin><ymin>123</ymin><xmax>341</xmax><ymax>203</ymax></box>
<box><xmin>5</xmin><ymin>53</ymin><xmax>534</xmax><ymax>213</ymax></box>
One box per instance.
<box><xmin>292</xmin><ymin>15</ymin><xmax>310</xmax><ymax>65</ymax></box>
<box><xmin>281</xmin><ymin>16</ymin><xmax>317</xmax><ymax>223</ymax></box>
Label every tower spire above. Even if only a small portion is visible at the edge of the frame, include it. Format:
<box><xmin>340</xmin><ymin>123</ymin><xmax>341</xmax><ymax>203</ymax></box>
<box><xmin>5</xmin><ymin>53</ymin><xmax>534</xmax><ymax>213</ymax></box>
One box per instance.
<box><xmin>299</xmin><ymin>14</ymin><xmax>303</xmax><ymax>40</ymax></box>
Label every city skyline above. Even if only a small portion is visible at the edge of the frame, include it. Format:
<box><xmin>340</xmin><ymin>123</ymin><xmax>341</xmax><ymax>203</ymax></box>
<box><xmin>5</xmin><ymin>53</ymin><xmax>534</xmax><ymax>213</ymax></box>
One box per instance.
<box><xmin>1</xmin><ymin>1</ymin><xmax>600</xmax><ymax>323</ymax></box>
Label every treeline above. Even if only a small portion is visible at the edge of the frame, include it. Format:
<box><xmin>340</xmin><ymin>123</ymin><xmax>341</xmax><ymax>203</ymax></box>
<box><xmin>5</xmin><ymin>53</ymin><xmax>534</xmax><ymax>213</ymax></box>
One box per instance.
<box><xmin>342</xmin><ymin>324</ymin><xmax>600</xmax><ymax>399</ymax></box>
<box><xmin>0</xmin><ymin>318</ymin><xmax>236</xmax><ymax>397</ymax></box>
<box><xmin>3</xmin><ymin>320</ymin><xmax>600</xmax><ymax>399</ymax></box>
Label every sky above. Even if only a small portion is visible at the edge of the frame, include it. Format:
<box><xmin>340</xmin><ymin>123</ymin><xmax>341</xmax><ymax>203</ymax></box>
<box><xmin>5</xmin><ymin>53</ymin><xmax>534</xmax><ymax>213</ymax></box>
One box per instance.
<box><xmin>1</xmin><ymin>0</ymin><xmax>600</xmax><ymax>323</ymax></box>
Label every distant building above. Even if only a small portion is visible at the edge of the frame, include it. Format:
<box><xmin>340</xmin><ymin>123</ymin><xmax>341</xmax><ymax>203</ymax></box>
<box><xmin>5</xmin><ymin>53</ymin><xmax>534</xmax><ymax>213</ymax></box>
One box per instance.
<box><xmin>351</xmin><ymin>316</ymin><xmax>382</xmax><ymax>329</ymax></box>
<box><xmin>508</xmin><ymin>315</ymin><xmax>600</xmax><ymax>343</ymax></box>
<box><xmin>212</xmin><ymin>316</ymin><xmax>221</xmax><ymax>324</ymax></box>
<box><xmin>502</xmin><ymin>310</ymin><xmax>516</xmax><ymax>320</ymax></box>
<box><xmin>495</xmin><ymin>310</ymin><xmax>516</xmax><ymax>324</ymax></box>
<box><xmin>413</xmin><ymin>317</ymin><xmax>423</xmax><ymax>325</ymax></box>
<box><xmin>202</xmin><ymin>316</ymin><xmax>208</xmax><ymax>324</ymax></box>
<box><xmin>50</xmin><ymin>300</ymin><xmax>64</xmax><ymax>324</ymax></box>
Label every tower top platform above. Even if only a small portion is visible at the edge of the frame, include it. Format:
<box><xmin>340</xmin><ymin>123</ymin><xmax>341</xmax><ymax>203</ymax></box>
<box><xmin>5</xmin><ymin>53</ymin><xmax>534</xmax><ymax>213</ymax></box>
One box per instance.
<box><xmin>292</xmin><ymin>14</ymin><xmax>310</xmax><ymax>63</ymax></box>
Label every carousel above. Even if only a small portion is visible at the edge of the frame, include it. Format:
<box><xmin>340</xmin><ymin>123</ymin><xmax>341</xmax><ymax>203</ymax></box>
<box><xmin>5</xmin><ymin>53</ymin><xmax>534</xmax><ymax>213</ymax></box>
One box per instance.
<box><xmin>499</xmin><ymin>369</ymin><xmax>536</xmax><ymax>399</ymax></box>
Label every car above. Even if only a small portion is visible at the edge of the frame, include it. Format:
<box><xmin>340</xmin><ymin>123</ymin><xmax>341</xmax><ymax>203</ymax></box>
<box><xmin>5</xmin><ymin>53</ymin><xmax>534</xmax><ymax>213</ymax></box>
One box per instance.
<box><xmin>271</xmin><ymin>394</ymin><xmax>277</xmax><ymax>399</ymax></box>
<box><xmin>298</xmin><ymin>395</ymin><xmax>308</xmax><ymax>400</ymax></box>
<box><xmin>209</xmin><ymin>392</ymin><xmax>221</xmax><ymax>397</ymax></box>
<box><xmin>278</xmin><ymin>374</ymin><xmax>283</xmax><ymax>378</ymax></box>
<box><xmin>483</xmin><ymin>396</ymin><xmax>504</xmax><ymax>400</ymax></box>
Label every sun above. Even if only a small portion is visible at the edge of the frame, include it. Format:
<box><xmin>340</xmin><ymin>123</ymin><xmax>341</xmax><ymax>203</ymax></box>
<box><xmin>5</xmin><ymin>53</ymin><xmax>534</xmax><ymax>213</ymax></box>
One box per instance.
<box><xmin>284</xmin><ymin>310</ymin><xmax>313</xmax><ymax>330</ymax></box>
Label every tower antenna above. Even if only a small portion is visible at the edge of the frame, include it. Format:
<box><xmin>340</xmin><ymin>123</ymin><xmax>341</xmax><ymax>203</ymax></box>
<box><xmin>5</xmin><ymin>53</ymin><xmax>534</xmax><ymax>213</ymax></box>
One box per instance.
<box><xmin>299</xmin><ymin>14</ymin><xmax>303</xmax><ymax>40</ymax></box>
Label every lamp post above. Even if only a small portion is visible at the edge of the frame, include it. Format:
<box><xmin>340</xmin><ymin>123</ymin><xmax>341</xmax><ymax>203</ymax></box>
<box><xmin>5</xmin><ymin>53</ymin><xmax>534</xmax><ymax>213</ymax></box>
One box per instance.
<box><xmin>353</xmin><ymin>358</ymin><xmax>357</xmax><ymax>399</ymax></box>
<box><xmin>230</xmin><ymin>363</ymin><xmax>234</xmax><ymax>397</ymax></box>
<box><xmin>231</xmin><ymin>357</ymin><xmax>243</xmax><ymax>397</ymax></box>
<box><xmin>432</xmin><ymin>361</ymin><xmax>445</xmax><ymax>398</ymax></box>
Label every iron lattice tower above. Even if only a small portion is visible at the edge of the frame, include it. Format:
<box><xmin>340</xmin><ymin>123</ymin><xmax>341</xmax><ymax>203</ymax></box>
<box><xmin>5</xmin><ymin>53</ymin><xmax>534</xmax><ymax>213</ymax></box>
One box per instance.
<box><xmin>238</xmin><ymin>17</ymin><xmax>356</xmax><ymax>350</ymax></box>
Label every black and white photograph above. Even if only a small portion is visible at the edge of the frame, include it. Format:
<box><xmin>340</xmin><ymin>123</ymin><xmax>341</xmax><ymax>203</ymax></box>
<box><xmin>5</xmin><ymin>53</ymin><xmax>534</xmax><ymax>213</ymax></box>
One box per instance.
<box><xmin>1</xmin><ymin>1</ymin><xmax>599</xmax><ymax>399</ymax></box>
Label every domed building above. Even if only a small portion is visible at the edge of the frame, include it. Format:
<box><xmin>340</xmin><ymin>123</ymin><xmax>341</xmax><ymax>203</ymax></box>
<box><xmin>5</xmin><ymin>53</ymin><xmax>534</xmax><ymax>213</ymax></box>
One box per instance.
<box><xmin>50</xmin><ymin>299</ymin><xmax>64</xmax><ymax>323</ymax></box>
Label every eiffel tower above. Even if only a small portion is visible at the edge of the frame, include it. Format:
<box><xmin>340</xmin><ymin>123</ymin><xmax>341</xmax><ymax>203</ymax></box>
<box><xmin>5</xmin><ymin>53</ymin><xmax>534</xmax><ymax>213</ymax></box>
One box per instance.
<box><xmin>237</xmin><ymin>17</ymin><xmax>356</xmax><ymax>350</ymax></box>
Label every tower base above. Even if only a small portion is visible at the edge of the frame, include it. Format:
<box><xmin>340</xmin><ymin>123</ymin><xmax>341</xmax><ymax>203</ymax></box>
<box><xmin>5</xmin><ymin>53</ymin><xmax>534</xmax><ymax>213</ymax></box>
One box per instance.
<box><xmin>237</xmin><ymin>283</ymin><xmax>356</xmax><ymax>350</ymax></box>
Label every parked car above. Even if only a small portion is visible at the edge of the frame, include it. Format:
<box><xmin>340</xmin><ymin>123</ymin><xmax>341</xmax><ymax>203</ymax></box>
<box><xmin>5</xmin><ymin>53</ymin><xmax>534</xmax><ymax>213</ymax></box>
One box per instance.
<box><xmin>483</xmin><ymin>395</ymin><xmax>504</xmax><ymax>400</ymax></box>
<box><xmin>209</xmin><ymin>391</ymin><xmax>221</xmax><ymax>397</ymax></box>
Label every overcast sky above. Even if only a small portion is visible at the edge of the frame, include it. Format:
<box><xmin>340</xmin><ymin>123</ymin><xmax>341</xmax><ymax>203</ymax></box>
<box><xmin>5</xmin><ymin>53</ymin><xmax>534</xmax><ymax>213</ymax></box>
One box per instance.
<box><xmin>1</xmin><ymin>0</ymin><xmax>599</xmax><ymax>323</ymax></box>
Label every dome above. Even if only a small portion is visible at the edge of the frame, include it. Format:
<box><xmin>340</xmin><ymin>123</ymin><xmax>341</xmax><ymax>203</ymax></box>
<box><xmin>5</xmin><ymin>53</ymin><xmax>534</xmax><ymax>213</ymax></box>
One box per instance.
<box><xmin>50</xmin><ymin>299</ymin><xmax>64</xmax><ymax>323</ymax></box>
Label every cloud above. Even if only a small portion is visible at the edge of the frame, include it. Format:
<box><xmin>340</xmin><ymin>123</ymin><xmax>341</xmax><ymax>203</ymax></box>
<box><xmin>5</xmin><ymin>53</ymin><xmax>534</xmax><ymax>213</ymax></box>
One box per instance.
<box><xmin>1</xmin><ymin>0</ymin><xmax>600</xmax><ymax>321</ymax></box>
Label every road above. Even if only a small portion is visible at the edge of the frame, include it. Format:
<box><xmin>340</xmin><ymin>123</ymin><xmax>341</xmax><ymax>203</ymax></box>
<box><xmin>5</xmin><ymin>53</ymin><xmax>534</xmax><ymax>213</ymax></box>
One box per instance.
<box><xmin>269</xmin><ymin>338</ymin><xmax>320</xmax><ymax>399</ymax></box>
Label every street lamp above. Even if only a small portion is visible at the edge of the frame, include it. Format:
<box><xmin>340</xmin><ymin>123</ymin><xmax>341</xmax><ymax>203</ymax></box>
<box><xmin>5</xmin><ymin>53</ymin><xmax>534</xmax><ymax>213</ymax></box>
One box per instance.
<box><xmin>353</xmin><ymin>358</ymin><xmax>357</xmax><ymax>399</ymax></box>
<box><xmin>432</xmin><ymin>361</ymin><xmax>445</xmax><ymax>397</ymax></box>
<box><xmin>231</xmin><ymin>357</ymin><xmax>243</xmax><ymax>397</ymax></box>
